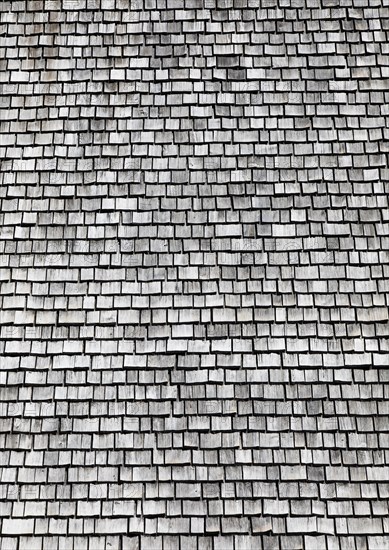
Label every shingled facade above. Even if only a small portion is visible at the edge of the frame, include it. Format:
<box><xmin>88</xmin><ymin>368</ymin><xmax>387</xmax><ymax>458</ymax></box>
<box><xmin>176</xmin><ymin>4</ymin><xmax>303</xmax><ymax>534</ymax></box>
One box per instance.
<box><xmin>1</xmin><ymin>0</ymin><xmax>389</xmax><ymax>548</ymax></box>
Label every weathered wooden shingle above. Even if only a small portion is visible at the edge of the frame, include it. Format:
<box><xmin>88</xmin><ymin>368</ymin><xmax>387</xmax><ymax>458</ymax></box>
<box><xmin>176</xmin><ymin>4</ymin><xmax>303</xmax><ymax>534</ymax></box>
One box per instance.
<box><xmin>0</xmin><ymin>0</ymin><xmax>389</xmax><ymax>548</ymax></box>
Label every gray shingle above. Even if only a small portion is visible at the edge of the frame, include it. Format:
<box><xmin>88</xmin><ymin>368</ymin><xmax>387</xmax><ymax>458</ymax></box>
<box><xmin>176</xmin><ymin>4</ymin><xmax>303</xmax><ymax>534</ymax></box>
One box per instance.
<box><xmin>0</xmin><ymin>0</ymin><xmax>388</xmax><ymax>548</ymax></box>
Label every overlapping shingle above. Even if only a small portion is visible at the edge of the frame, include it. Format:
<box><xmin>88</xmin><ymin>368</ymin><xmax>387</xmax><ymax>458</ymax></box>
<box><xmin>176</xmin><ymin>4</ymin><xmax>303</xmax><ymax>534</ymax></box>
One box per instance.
<box><xmin>1</xmin><ymin>0</ymin><xmax>389</xmax><ymax>548</ymax></box>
